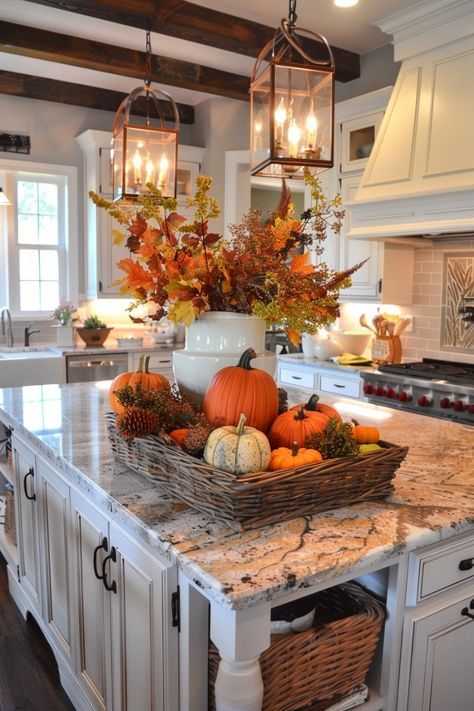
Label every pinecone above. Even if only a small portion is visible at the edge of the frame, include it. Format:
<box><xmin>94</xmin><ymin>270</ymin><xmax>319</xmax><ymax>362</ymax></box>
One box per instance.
<box><xmin>116</xmin><ymin>406</ymin><xmax>160</xmax><ymax>440</ymax></box>
<box><xmin>182</xmin><ymin>415</ymin><xmax>212</xmax><ymax>458</ymax></box>
<box><xmin>278</xmin><ymin>387</ymin><xmax>288</xmax><ymax>414</ymax></box>
<box><xmin>306</xmin><ymin>417</ymin><xmax>359</xmax><ymax>459</ymax></box>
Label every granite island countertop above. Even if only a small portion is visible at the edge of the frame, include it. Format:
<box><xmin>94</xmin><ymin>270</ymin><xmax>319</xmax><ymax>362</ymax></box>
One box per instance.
<box><xmin>0</xmin><ymin>382</ymin><xmax>473</xmax><ymax>611</ymax></box>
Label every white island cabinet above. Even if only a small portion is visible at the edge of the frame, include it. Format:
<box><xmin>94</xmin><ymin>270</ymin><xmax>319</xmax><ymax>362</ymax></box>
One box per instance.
<box><xmin>0</xmin><ymin>383</ymin><xmax>473</xmax><ymax>711</ymax></box>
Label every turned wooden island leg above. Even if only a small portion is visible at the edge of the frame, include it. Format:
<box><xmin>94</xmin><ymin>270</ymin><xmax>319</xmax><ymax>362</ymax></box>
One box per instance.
<box><xmin>210</xmin><ymin>600</ymin><xmax>271</xmax><ymax>711</ymax></box>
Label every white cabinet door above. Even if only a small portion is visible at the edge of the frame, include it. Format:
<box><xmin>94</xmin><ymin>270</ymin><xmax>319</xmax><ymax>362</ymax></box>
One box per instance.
<box><xmin>12</xmin><ymin>435</ymin><xmax>41</xmax><ymax>614</ymax></box>
<box><xmin>339</xmin><ymin>177</ymin><xmax>414</xmax><ymax>304</ymax></box>
<box><xmin>403</xmin><ymin>590</ymin><xmax>474</xmax><ymax>711</ymax></box>
<box><xmin>339</xmin><ymin>176</ymin><xmax>382</xmax><ymax>301</ymax></box>
<box><xmin>37</xmin><ymin>457</ymin><xmax>74</xmax><ymax>663</ymax></box>
<box><xmin>109</xmin><ymin>523</ymin><xmax>179</xmax><ymax>711</ymax></box>
<box><xmin>98</xmin><ymin>212</ymin><xmax>130</xmax><ymax>297</ymax></box>
<box><xmin>71</xmin><ymin>489</ymin><xmax>112</xmax><ymax>711</ymax></box>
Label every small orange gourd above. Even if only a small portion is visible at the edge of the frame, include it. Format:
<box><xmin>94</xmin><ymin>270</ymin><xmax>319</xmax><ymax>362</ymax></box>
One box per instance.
<box><xmin>269</xmin><ymin>442</ymin><xmax>323</xmax><ymax>471</ymax></box>
<box><xmin>351</xmin><ymin>419</ymin><xmax>380</xmax><ymax>444</ymax></box>
<box><xmin>203</xmin><ymin>348</ymin><xmax>279</xmax><ymax>433</ymax></box>
<box><xmin>290</xmin><ymin>393</ymin><xmax>342</xmax><ymax>423</ymax></box>
<box><xmin>109</xmin><ymin>355</ymin><xmax>170</xmax><ymax>414</ymax></box>
<box><xmin>268</xmin><ymin>405</ymin><xmax>329</xmax><ymax>449</ymax></box>
<box><xmin>169</xmin><ymin>428</ymin><xmax>190</xmax><ymax>448</ymax></box>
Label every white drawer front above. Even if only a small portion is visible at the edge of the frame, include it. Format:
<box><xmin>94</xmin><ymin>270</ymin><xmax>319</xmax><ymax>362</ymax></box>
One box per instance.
<box><xmin>279</xmin><ymin>367</ymin><xmax>315</xmax><ymax>389</ymax></box>
<box><xmin>417</xmin><ymin>538</ymin><xmax>474</xmax><ymax>601</ymax></box>
<box><xmin>148</xmin><ymin>354</ymin><xmax>173</xmax><ymax>371</ymax></box>
<box><xmin>319</xmin><ymin>374</ymin><xmax>360</xmax><ymax>398</ymax></box>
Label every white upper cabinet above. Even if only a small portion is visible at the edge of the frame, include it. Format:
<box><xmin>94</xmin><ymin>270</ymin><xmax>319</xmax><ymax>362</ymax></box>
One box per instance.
<box><xmin>339</xmin><ymin>110</ymin><xmax>385</xmax><ymax>174</ymax></box>
<box><xmin>76</xmin><ymin>130</ymin><xmax>204</xmax><ymax>299</ymax></box>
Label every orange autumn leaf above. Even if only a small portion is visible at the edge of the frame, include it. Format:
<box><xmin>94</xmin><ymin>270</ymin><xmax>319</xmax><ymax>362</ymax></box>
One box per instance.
<box><xmin>116</xmin><ymin>258</ymin><xmax>155</xmax><ymax>292</ymax></box>
<box><xmin>271</xmin><ymin>218</ymin><xmax>302</xmax><ymax>251</ymax></box>
<box><xmin>290</xmin><ymin>252</ymin><xmax>313</xmax><ymax>275</ymax></box>
<box><xmin>137</xmin><ymin>228</ymin><xmax>161</xmax><ymax>258</ymax></box>
<box><xmin>286</xmin><ymin>328</ymin><xmax>301</xmax><ymax>346</ymax></box>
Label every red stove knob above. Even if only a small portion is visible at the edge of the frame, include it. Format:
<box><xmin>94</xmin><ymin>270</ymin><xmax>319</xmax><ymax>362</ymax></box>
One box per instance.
<box><xmin>418</xmin><ymin>395</ymin><xmax>432</xmax><ymax>407</ymax></box>
<box><xmin>375</xmin><ymin>386</ymin><xmax>386</xmax><ymax>397</ymax></box>
<box><xmin>468</xmin><ymin>404</ymin><xmax>474</xmax><ymax>415</ymax></box>
<box><xmin>399</xmin><ymin>390</ymin><xmax>411</xmax><ymax>402</ymax></box>
<box><xmin>363</xmin><ymin>383</ymin><xmax>374</xmax><ymax>395</ymax></box>
<box><xmin>453</xmin><ymin>400</ymin><xmax>466</xmax><ymax>412</ymax></box>
<box><xmin>440</xmin><ymin>397</ymin><xmax>453</xmax><ymax>409</ymax></box>
<box><xmin>386</xmin><ymin>387</ymin><xmax>398</xmax><ymax>399</ymax></box>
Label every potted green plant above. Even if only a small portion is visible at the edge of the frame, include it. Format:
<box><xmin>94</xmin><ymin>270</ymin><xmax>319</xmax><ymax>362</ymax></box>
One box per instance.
<box><xmin>76</xmin><ymin>315</ymin><xmax>112</xmax><ymax>347</ymax></box>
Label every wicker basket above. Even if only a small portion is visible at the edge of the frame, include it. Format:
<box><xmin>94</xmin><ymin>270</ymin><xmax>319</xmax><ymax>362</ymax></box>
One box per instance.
<box><xmin>106</xmin><ymin>412</ymin><xmax>408</xmax><ymax>531</ymax></box>
<box><xmin>208</xmin><ymin>583</ymin><xmax>385</xmax><ymax>711</ymax></box>
<box><xmin>4</xmin><ymin>484</ymin><xmax>16</xmax><ymax>546</ymax></box>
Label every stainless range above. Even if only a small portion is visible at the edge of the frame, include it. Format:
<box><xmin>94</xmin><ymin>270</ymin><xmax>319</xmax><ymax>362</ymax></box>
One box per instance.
<box><xmin>361</xmin><ymin>359</ymin><xmax>474</xmax><ymax>425</ymax></box>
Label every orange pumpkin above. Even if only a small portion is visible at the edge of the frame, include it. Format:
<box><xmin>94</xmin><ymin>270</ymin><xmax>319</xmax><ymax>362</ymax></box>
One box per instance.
<box><xmin>109</xmin><ymin>355</ymin><xmax>170</xmax><ymax>414</ymax></box>
<box><xmin>268</xmin><ymin>405</ymin><xmax>329</xmax><ymax>449</ymax></box>
<box><xmin>203</xmin><ymin>348</ymin><xmax>279</xmax><ymax>433</ymax></box>
<box><xmin>351</xmin><ymin>419</ymin><xmax>380</xmax><ymax>444</ymax></box>
<box><xmin>291</xmin><ymin>393</ymin><xmax>342</xmax><ymax>423</ymax></box>
<box><xmin>269</xmin><ymin>442</ymin><xmax>323</xmax><ymax>471</ymax></box>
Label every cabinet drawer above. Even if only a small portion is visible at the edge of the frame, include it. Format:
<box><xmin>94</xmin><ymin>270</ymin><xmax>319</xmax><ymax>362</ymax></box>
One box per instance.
<box><xmin>408</xmin><ymin>535</ymin><xmax>474</xmax><ymax>603</ymax></box>
<box><xmin>319</xmin><ymin>374</ymin><xmax>360</xmax><ymax>398</ymax></box>
<box><xmin>279</xmin><ymin>368</ymin><xmax>315</xmax><ymax>390</ymax></box>
<box><xmin>147</xmin><ymin>354</ymin><xmax>173</xmax><ymax>371</ymax></box>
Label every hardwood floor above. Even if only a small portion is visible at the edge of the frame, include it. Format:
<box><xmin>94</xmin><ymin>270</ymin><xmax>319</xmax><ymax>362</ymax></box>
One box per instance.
<box><xmin>0</xmin><ymin>553</ymin><xmax>74</xmax><ymax>711</ymax></box>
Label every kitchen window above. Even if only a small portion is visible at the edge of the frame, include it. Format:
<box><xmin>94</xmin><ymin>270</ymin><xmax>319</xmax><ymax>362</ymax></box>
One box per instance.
<box><xmin>0</xmin><ymin>159</ymin><xmax>78</xmax><ymax>317</ymax></box>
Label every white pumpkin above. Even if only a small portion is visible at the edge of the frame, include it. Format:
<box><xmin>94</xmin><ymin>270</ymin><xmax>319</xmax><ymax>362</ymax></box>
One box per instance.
<box><xmin>204</xmin><ymin>413</ymin><xmax>271</xmax><ymax>475</ymax></box>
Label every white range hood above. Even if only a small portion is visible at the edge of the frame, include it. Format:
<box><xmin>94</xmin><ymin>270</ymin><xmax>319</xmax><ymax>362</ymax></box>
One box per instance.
<box><xmin>348</xmin><ymin>0</ymin><xmax>474</xmax><ymax>241</ymax></box>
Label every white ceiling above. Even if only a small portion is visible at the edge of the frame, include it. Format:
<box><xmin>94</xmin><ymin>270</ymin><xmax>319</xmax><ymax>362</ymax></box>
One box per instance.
<box><xmin>0</xmin><ymin>0</ymin><xmax>423</xmax><ymax>106</ymax></box>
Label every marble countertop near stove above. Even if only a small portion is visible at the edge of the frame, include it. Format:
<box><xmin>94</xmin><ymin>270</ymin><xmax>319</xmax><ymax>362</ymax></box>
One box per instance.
<box><xmin>0</xmin><ymin>382</ymin><xmax>473</xmax><ymax>611</ymax></box>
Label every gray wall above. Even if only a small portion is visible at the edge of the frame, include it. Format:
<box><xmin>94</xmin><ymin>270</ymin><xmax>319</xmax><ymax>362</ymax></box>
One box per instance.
<box><xmin>335</xmin><ymin>44</ymin><xmax>400</xmax><ymax>103</ymax></box>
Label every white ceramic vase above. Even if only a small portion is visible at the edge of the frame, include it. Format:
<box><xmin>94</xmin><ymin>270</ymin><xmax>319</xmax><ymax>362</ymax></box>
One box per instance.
<box><xmin>173</xmin><ymin>312</ymin><xmax>277</xmax><ymax>405</ymax></box>
<box><xmin>55</xmin><ymin>322</ymin><xmax>75</xmax><ymax>347</ymax></box>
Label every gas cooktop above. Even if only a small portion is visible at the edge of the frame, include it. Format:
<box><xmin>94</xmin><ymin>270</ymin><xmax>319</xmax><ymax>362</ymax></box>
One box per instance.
<box><xmin>378</xmin><ymin>359</ymin><xmax>474</xmax><ymax>387</ymax></box>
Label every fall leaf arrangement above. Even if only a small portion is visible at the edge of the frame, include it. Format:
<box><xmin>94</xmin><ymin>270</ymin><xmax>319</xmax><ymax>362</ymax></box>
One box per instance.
<box><xmin>90</xmin><ymin>171</ymin><xmax>363</xmax><ymax>344</ymax></box>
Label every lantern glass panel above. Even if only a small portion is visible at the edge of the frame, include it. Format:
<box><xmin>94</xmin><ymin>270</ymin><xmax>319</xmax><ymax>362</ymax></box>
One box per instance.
<box><xmin>251</xmin><ymin>61</ymin><xmax>334</xmax><ymax>178</ymax></box>
<box><xmin>113</xmin><ymin>124</ymin><xmax>177</xmax><ymax>201</ymax></box>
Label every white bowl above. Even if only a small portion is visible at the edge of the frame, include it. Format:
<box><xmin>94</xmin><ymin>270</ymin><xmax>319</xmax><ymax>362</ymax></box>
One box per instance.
<box><xmin>328</xmin><ymin>331</ymin><xmax>372</xmax><ymax>356</ymax></box>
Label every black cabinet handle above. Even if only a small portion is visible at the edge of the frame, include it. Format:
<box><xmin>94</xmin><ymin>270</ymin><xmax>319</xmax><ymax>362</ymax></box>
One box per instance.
<box><xmin>461</xmin><ymin>599</ymin><xmax>474</xmax><ymax>621</ymax></box>
<box><xmin>23</xmin><ymin>467</ymin><xmax>36</xmax><ymax>501</ymax></box>
<box><xmin>459</xmin><ymin>558</ymin><xmax>474</xmax><ymax>571</ymax></box>
<box><xmin>291</xmin><ymin>375</ymin><xmax>302</xmax><ymax>380</ymax></box>
<box><xmin>102</xmin><ymin>546</ymin><xmax>117</xmax><ymax>594</ymax></box>
<box><xmin>93</xmin><ymin>536</ymin><xmax>109</xmax><ymax>580</ymax></box>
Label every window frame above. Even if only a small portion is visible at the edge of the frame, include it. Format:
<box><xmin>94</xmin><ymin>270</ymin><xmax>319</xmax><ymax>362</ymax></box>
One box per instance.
<box><xmin>0</xmin><ymin>158</ymin><xmax>78</xmax><ymax>319</ymax></box>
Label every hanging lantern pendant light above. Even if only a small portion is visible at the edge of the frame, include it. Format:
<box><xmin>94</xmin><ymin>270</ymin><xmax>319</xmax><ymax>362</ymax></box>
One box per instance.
<box><xmin>112</xmin><ymin>30</ymin><xmax>180</xmax><ymax>201</ymax></box>
<box><xmin>250</xmin><ymin>0</ymin><xmax>335</xmax><ymax>178</ymax></box>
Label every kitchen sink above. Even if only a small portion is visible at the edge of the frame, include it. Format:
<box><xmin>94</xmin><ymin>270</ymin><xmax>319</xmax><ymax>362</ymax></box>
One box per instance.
<box><xmin>0</xmin><ymin>351</ymin><xmax>60</xmax><ymax>359</ymax></box>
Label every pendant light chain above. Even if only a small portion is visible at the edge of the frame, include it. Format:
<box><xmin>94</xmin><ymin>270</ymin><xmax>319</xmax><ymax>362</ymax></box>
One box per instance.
<box><xmin>288</xmin><ymin>0</ymin><xmax>297</xmax><ymax>28</ymax></box>
<box><xmin>145</xmin><ymin>30</ymin><xmax>152</xmax><ymax>127</ymax></box>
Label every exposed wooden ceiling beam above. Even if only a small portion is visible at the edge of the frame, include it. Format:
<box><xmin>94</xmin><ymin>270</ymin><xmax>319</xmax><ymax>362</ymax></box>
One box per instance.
<box><xmin>22</xmin><ymin>0</ymin><xmax>360</xmax><ymax>83</ymax></box>
<box><xmin>0</xmin><ymin>21</ymin><xmax>251</xmax><ymax>102</ymax></box>
<box><xmin>0</xmin><ymin>70</ymin><xmax>195</xmax><ymax>123</ymax></box>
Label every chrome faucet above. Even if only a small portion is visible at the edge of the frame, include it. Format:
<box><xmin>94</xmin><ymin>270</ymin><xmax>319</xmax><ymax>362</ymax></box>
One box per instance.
<box><xmin>24</xmin><ymin>323</ymin><xmax>40</xmax><ymax>347</ymax></box>
<box><xmin>0</xmin><ymin>307</ymin><xmax>13</xmax><ymax>347</ymax></box>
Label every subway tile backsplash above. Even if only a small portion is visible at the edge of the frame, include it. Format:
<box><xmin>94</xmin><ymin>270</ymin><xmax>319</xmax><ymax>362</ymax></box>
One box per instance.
<box><xmin>339</xmin><ymin>238</ymin><xmax>474</xmax><ymax>365</ymax></box>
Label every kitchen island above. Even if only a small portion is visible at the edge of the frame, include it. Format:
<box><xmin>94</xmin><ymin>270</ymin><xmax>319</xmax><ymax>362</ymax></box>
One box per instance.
<box><xmin>0</xmin><ymin>382</ymin><xmax>473</xmax><ymax>711</ymax></box>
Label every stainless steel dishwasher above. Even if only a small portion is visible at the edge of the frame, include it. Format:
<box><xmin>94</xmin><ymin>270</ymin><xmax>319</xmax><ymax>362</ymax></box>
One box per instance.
<box><xmin>66</xmin><ymin>352</ymin><xmax>128</xmax><ymax>383</ymax></box>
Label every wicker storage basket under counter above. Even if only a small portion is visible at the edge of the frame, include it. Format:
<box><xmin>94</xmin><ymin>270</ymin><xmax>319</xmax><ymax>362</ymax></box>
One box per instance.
<box><xmin>105</xmin><ymin>412</ymin><xmax>408</xmax><ymax>531</ymax></box>
<box><xmin>208</xmin><ymin>582</ymin><xmax>386</xmax><ymax>711</ymax></box>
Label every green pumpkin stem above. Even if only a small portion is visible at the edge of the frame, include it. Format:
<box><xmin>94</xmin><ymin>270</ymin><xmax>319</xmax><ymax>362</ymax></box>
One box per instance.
<box><xmin>236</xmin><ymin>413</ymin><xmax>247</xmax><ymax>435</ymax></box>
<box><xmin>237</xmin><ymin>348</ymin><xmax>257</xmax><ymax>370</ymax></box>
<box><xmin>305</xmin><ymin>394</ymin><xmax>320</xmax><ymax>411</ymax></box>
<box><xmin>294</xmin><ymin>405</ymin><xmax>307</xmax><ymax>421</ymax></box>
<box><xmin>137</xmin><ymin>355</ymin><xmax>150</xmax><ymax>374</ymax></box>
<box><xmin>291</xmin><ymin>441</ymin><xmax>299</xmax><ymax>457</ymax></box>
